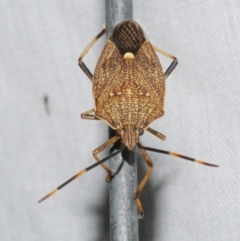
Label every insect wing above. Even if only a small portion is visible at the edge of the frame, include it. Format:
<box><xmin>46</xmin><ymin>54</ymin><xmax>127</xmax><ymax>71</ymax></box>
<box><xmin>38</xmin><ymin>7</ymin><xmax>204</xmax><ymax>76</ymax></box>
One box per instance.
<box><xmin>93</xmin><ymin>40</ymin><xmax>166</xmax><ymax>129</ymax></box>
<box><xmin>136</xmin><ymin>41</ymin><xmax>165</xmax><ymax>99</ymax></box>
<box><xmin>92</xmin><ymin>40</ymin><xmax>123</xmax><ymax>99</ymax></box>
<box><xmin>135</xmin><ymin>41</ymin><xmax>166</xmax><ymax>125</ymax></box>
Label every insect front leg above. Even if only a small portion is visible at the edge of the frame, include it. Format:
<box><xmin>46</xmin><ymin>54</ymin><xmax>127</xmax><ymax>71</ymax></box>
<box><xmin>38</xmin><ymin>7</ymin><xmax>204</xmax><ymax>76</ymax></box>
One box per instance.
<box><xmin>134</xmin><ymin>141</ymin><xmax>154</xmax><ymax>219</ymax></box>
<box><xmin>153</xmin><ymin>45</ymin><xmax>178</xmax><ymax>79</ymax></box>
<box><xmin>78</xmin><ymin>26</ymin><xmax>107</xmax><ymax>81</ymax></box>
<box><xmin>81</xmin><ymin>109</ymin><xmax>99</xmax><ymax>120</ymax></box>
<box><xmin>93</xmin><ymin>136</ymin><xmax>121</xmax><ymax>182</ymax></box>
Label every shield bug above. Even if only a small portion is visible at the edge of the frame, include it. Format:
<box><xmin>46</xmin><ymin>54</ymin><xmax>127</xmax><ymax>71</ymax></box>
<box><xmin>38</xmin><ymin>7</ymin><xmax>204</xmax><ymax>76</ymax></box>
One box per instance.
<box><xmin>38</xmin><ymin>21</ymin><xmax>218</xmax><ymax>218</ymax></box>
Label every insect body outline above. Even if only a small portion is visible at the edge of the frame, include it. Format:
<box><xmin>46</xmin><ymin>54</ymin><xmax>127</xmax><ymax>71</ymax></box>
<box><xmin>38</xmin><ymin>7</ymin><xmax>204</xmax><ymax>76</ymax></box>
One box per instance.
<box><xmin>79</xmin><ymin>21</ymin><xmax>180</xmax><ymax>217</ymax></box>
<box><xmin>39</xmin><ymin>21</ymin><xmax>218</xmax><ymax>218</ymax></box>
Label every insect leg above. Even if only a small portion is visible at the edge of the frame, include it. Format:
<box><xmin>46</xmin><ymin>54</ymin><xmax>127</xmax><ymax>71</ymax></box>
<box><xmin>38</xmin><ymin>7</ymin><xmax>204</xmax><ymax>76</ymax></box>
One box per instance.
<box><xmin>78</xmin><ymin>26</ymin><xmax>107</xmax><ymax>81</ymax></box>
<box><xmin>152</xmin><ymin>45</ymin><xmax>178</xmax><ymax>79</ymax></box>
<box><xmin>93</xmin><ymin>135</ymin><xmax>121</xmax><ymax>182</ymax></box>
<box><xmin>146</xmin><ymin>127</ymin><xmax>166</xmax><ymax>141</ymax></box>
<box><xmin>134</xmin><ymin>141</ymin><xmax>154</xmax><ymax>218</ymax></box>
<box><xmin>81</xmin><ymin>109</ymin><xmax>99</xmax><ymax>120</ymax></box>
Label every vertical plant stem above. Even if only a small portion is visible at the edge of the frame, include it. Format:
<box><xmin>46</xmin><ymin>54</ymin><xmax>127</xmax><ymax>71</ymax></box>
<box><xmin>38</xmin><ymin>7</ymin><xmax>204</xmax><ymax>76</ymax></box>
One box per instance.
<box><xmin>106</xmin><ymin>1</ymin><xmax>139</xmax><ymax>241</ymax></box>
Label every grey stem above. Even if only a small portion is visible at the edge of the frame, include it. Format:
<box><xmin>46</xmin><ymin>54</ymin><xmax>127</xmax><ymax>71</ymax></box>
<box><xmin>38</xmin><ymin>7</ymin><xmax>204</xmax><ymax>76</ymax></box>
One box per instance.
<box><xmin>106</xmin><ymin>1</ymin><xmax>139</xmax><ymax>241</ymax></box>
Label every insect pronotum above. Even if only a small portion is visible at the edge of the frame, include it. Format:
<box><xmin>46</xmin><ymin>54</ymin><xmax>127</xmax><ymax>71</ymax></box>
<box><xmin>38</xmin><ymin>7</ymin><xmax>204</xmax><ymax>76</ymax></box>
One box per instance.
<box><xmin>39</xmin><ymin>21</ymin><xmax>218</xmax><ymax>218</ymax></box>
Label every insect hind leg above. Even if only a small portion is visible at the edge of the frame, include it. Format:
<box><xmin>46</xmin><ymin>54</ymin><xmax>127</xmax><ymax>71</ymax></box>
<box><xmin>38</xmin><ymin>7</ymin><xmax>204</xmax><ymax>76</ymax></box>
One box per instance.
<box><xmin>153</xmin><ymin>45</ymin><xmax>178</xmax><ymax>79</ymax></box>
<box><xmin>78</xmin><ymin>26</ymin><xmax>107</xmax><ymax>81</ymax></box>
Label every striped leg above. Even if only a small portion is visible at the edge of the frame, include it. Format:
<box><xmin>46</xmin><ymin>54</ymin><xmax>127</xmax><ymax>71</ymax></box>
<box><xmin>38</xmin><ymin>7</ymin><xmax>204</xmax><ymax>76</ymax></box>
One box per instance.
<box><xmin>153</xmin><ymin>45</ymin><xmax>178</xmax><ymax>79</ymax></box>
<box><xmin>78</xmin><ymin>26</ymin><xmax>107</xmax><ymax>81</ymax></box>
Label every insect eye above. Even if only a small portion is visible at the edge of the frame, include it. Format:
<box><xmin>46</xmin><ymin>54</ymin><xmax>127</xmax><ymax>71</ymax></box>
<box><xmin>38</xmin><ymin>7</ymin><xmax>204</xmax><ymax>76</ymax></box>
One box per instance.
<box><xmin>116</xmin><ymin>129</ymin><xmax>121</xmax><ymax>136</ymax></box>
<box><xmin>138</xmin><ymin>128</ymin><xmax>144</xmax><ymax>136</ymax></box>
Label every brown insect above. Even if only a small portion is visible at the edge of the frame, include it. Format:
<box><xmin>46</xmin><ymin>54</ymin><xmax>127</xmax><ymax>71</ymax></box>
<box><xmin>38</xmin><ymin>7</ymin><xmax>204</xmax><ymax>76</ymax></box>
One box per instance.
<box><xmin>39</xmin><ymin>21</ymin><xmax>218</xmax><ymax>218</ymax></box>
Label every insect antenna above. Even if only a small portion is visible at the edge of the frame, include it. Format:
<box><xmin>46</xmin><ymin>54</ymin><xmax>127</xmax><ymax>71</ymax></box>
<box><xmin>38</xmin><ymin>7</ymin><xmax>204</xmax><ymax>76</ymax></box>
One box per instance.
<box><xmin>137</xmin><ymin>143</ymin><xmax>219</xmax><ymax>167</ymax></box>
<box><xmin>38</xmin><ymin>143</ymin><xmax>125</xmax><ymax>203</ymax></box>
